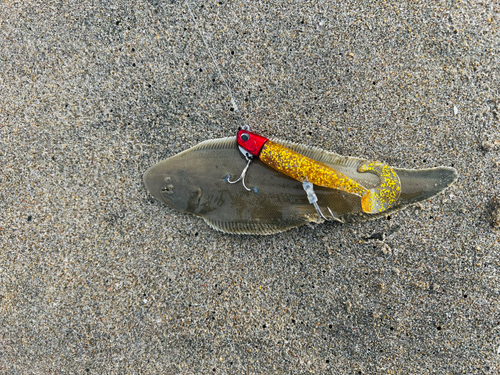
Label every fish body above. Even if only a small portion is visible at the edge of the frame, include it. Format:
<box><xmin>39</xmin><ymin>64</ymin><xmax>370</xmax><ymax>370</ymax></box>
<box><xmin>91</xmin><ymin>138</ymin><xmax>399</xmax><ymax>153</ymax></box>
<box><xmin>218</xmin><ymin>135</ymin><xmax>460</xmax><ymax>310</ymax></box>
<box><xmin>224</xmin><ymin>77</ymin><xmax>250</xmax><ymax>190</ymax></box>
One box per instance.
<box><xmin>144</xmin><ymin>137</ymin><xmax>457</xmax><ymax>235</ymax></box>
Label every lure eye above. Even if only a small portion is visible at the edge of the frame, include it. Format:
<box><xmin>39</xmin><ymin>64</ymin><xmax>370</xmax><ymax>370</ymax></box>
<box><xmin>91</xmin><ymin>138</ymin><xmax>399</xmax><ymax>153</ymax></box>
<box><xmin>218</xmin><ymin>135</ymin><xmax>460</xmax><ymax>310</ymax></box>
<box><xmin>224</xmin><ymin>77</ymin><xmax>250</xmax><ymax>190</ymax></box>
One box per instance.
<box><xmin>241</xmin><ymin>133</ymin><xmax>250</xmax><ymax>141</ymax></box>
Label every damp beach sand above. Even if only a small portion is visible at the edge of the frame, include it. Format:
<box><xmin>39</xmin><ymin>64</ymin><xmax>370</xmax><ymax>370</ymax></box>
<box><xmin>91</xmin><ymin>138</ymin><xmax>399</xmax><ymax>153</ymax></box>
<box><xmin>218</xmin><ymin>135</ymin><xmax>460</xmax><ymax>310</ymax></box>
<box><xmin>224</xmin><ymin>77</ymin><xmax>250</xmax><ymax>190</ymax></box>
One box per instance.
<box><xmin>1</xmin><ymin>1</ymin><xmax>499</xmax><ymax>373</ymax></box>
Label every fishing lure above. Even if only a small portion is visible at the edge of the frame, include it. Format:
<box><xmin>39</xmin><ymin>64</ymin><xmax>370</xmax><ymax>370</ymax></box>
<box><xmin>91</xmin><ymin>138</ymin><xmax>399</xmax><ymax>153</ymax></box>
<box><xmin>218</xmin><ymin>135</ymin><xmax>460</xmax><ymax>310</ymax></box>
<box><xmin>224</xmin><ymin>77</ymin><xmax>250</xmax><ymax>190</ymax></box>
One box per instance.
<box><xmin>228</xmin><ymin>127</ymin><xmax>401</xmax><ymax>220</ymax></box>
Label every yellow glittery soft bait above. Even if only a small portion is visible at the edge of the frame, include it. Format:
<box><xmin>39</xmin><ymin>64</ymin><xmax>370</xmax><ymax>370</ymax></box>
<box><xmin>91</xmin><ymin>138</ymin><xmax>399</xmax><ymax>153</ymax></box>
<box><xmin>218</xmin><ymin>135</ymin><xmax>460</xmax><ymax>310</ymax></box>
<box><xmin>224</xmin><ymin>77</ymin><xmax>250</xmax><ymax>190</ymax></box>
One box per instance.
<box><xmin>235</xmin><ymin>130</ymin><xmax>401</xmax><ymax>214</ymax></box>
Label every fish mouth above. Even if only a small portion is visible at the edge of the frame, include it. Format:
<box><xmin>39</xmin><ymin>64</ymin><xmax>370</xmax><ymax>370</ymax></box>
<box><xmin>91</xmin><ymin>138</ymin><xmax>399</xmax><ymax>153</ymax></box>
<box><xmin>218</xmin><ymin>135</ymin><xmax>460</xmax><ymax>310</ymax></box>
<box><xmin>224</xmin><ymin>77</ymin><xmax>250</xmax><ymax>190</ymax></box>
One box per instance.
<box><xmin>143</xmin><ymin>163</ymin><xmax>171</xmax><ymax>205</ymax></box>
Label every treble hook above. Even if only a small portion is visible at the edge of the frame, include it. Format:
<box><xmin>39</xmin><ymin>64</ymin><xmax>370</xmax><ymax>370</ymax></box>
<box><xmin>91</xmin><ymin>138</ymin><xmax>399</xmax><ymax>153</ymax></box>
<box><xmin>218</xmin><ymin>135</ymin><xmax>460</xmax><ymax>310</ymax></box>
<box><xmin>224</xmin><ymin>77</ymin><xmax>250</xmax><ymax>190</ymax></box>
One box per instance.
<box><xmin>227</xmin><ymin>151</ymin><xmax>254</xmax><ymax>192</ymax></box>
<box><xmin>302</xmin><ymin>181</ymin><xmax>339</xmax><ymax>223</ymax></box>
<box><xmin>226</xmin><ymin>125</ymin><xmax>258</xmax><ymax>192</ymax></box>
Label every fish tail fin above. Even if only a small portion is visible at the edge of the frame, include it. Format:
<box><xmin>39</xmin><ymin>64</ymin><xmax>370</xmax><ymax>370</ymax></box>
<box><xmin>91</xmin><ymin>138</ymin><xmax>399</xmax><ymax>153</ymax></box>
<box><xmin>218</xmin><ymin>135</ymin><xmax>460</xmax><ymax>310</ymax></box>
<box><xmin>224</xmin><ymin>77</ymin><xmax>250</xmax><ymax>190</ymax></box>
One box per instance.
<box><xmin>394</xmin><ymin>166</ymin><xmax>458</xmax><ymax>204</ymax></box>
<box><xmin>359</xmin><ymin>161</ymin><xmax>401</xmax><ymax>214</ymax></box>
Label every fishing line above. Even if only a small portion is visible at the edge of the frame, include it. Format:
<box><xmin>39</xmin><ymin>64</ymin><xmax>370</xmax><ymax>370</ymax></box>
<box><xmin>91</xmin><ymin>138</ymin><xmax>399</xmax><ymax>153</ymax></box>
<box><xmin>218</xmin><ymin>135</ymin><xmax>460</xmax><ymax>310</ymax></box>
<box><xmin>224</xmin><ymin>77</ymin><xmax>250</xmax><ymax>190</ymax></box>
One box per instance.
<box><xmin>184</xmin><ymin>0</ymin><xmax>244</xmax><ymax>123</ymax></box>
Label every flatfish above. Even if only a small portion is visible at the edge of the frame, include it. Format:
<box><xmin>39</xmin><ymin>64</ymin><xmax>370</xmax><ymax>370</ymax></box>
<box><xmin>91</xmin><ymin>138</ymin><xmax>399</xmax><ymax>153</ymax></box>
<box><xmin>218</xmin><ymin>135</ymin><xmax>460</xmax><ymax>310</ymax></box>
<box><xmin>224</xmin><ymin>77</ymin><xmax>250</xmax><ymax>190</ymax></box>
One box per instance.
<box><xmin>144</xmin><ymin>136</ymin><xmax>457</xmax><ymax>235</ymax></box>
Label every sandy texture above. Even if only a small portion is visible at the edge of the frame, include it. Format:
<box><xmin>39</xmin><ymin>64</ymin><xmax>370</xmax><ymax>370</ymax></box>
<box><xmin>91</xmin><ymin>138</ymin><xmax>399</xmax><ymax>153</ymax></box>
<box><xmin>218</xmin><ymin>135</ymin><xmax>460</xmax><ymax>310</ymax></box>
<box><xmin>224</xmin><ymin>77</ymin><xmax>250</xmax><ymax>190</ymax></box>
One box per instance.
<box><xmin>1</xmin><ymin>1</ymin><xmax>499</xmax><ymax>373</ymax></box>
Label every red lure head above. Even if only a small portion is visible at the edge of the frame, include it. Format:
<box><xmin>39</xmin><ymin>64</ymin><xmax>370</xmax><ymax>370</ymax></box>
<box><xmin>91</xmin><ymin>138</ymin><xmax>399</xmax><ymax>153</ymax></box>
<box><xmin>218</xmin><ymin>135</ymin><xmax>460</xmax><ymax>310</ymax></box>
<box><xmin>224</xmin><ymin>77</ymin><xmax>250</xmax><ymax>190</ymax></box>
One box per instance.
<box><xmin>236</xmin><ymin>130</ymin><xmax>268</xmax><ymax>156</ymax></box>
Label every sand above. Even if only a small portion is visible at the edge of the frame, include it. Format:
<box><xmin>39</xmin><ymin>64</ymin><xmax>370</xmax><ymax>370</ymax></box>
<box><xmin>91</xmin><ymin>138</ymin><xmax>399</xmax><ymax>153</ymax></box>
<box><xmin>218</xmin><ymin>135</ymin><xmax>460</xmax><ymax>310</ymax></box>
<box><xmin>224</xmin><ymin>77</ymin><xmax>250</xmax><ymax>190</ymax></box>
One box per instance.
<box><xmin>1</xmin><ymin>1</ymin><xmax>499</xmax><ymax>373</ymax></box>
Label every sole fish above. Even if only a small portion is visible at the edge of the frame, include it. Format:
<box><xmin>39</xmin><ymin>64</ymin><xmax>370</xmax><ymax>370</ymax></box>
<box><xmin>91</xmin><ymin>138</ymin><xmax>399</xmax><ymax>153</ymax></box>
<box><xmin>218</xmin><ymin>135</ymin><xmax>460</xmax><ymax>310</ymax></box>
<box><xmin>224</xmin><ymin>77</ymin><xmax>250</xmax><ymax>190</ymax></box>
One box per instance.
<box><xmin>144</xmin><ymin>137</ymin><xmax>458</xmax><ymax>235</ymax></box>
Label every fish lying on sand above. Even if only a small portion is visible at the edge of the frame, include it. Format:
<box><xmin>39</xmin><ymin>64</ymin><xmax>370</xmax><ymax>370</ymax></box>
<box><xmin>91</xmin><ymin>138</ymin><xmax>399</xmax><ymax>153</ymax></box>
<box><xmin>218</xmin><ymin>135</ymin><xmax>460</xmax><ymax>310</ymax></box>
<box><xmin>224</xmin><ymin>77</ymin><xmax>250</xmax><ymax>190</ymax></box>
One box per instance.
<box><xmin>144</xmin><ymin>136</ymin><xmax>457</xmax><ymax>235</ymax></box>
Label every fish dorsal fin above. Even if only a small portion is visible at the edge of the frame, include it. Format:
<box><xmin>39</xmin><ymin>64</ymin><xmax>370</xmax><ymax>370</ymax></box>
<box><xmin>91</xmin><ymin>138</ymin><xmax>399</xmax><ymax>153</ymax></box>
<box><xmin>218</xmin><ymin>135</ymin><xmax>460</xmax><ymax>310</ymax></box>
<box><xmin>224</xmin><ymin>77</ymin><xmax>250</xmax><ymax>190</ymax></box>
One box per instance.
<box><xmin>168</xmin><ymin>137</ymin><xmax>237</xmax><ymax>159</ymax></box>
<box><xmin>189</xmin><ymin>136</ymin><xmax>237</xmax><ymax>152</ymax></box>
<box><xmin>187</xmin><ymin>136</ymin><xmax>366</xmax><ymax>169</ymax></box>
<box><xmin>203</xmin><ymin>216</ymin><xmax>311</xmax><ymax>235</ymax></box>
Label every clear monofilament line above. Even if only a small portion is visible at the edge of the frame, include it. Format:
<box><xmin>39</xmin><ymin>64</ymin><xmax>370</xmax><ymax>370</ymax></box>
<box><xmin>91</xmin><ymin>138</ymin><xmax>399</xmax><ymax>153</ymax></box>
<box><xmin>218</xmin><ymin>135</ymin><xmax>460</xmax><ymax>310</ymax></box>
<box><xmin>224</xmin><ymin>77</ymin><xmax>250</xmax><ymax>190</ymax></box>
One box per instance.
<box><xmin>184</xmin><ymin>0</ymin><xmax>243</xmax><ymax>120</ymax></box>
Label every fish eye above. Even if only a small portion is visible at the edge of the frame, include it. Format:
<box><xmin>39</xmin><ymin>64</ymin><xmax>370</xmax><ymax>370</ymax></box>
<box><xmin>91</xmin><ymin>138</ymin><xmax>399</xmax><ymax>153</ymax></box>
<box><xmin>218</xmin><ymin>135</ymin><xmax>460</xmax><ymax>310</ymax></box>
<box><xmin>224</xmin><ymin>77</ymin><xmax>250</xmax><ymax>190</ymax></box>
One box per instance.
<box><xmin>162</xmin><ymin>184</ymin><xmax>174</xmax><ymax>195</ymax></box>
<box><xmin>241</xmin><ymin>133</ymin><xmax>249</xmax><ymax>141</ymax></box>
